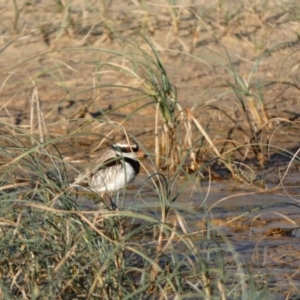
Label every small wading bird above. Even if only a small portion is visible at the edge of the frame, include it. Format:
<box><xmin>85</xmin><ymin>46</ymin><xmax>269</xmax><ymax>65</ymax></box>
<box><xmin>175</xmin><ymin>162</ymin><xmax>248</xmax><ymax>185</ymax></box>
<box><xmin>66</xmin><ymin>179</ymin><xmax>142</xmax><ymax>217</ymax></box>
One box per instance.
<box><xmin>73</xmin><ymin>138</ymin><xmax>145</xmax><ymax>195</ymax></box>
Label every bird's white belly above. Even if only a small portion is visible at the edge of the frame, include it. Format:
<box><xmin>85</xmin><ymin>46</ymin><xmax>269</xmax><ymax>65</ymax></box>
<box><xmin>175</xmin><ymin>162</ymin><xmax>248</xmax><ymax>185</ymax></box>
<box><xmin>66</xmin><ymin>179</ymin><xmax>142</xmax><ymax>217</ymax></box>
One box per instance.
<box><xmin>91</xmin><ymin>162</ymin><xmax>136</xmax><ymax>192</ymax></box>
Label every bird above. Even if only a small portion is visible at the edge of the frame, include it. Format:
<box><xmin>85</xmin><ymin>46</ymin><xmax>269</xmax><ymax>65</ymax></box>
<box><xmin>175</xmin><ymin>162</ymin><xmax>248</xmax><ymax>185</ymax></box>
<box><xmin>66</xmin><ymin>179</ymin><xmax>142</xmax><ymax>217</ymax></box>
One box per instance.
<box><xmin>73</xmin><ymin>138</ymin><xmax>144</xmax><ymax>194</ymax></box>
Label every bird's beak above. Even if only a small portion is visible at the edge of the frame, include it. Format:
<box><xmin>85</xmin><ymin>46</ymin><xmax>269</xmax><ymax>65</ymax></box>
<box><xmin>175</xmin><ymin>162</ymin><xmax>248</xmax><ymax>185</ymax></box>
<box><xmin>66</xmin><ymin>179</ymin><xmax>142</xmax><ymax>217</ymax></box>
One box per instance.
<box><xmin>136</xmin><ymin>150</ymin><xmax>148</xmax><ymax>159</ymax></box>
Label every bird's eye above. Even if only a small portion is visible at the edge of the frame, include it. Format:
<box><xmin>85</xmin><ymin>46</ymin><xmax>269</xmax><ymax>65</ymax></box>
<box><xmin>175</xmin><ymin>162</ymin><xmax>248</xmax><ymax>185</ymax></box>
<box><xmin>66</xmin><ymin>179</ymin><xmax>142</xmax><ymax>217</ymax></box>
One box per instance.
<box><xmin>126</xmin><ymin>146</ymin><xmax>131</xmax><ymax>152</ymax></box>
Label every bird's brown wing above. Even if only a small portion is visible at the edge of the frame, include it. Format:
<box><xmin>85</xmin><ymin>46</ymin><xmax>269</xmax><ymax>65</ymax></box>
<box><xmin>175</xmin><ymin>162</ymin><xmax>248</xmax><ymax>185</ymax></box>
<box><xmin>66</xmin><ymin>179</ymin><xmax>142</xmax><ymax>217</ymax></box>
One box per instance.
<box><xmin>74</xmin><ymin>150</ymin><xmax>122</xmax><ymax>185</ymax></box>
<box><xmin>89</xmin><ymin>156</ymin><xmax>123</xmax><ymax>177</ymax></box>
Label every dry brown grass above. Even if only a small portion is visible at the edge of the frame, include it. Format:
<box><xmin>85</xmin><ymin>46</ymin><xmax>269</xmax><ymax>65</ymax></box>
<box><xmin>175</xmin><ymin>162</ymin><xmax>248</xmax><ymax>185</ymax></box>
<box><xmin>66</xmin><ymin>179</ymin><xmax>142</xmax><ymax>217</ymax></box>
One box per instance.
<box><xmin>0</xmin><ymin>0</ymin><xmax>300</xmax><ymax>298</ymax></box>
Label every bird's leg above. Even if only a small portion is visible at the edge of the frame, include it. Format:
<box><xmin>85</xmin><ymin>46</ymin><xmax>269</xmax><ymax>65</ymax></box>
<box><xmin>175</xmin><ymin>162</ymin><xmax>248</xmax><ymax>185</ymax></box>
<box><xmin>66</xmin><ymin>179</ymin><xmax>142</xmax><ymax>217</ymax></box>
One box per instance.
<box><xmin>101</xmin><ymin>193</ymin><xmax>118</xmax><ymax>210</ymax></box>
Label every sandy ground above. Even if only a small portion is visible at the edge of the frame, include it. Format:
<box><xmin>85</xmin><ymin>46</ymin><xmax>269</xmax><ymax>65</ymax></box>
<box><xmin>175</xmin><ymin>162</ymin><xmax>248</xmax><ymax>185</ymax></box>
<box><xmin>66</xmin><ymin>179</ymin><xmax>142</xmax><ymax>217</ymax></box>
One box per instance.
<box><xmin>1</xmin><ymin>0</ymin><xmax>300</xmax><ymax>298</ymax></box>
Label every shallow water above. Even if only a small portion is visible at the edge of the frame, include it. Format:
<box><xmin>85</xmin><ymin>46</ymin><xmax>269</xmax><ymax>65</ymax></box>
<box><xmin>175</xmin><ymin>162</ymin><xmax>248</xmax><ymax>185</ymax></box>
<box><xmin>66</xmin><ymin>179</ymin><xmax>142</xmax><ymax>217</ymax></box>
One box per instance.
<box><xmin>73</xmin><ymin>168</ymin><xmax>300</xmax><ymax>299</ymax></box>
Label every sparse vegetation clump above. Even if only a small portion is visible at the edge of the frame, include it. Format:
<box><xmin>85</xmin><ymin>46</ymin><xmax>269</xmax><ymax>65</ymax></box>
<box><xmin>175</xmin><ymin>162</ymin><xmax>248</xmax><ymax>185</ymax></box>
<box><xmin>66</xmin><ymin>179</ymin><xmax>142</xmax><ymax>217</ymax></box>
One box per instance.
<box><xmin>0</xmin><ymin>0</ymin><xmax>300</xmax><ymax>298</ymax></box>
